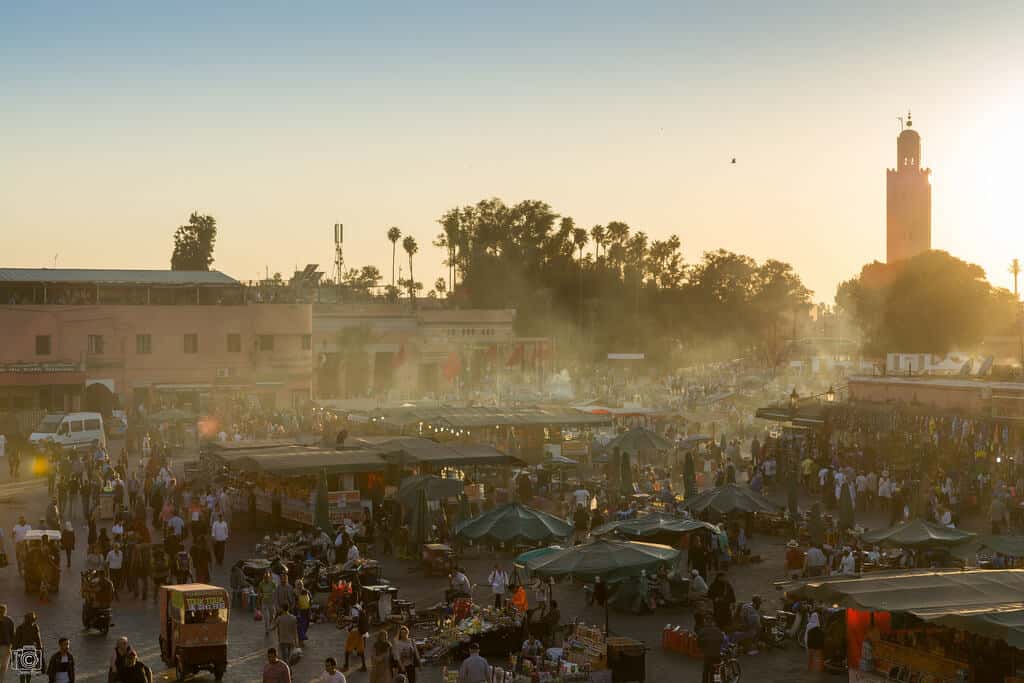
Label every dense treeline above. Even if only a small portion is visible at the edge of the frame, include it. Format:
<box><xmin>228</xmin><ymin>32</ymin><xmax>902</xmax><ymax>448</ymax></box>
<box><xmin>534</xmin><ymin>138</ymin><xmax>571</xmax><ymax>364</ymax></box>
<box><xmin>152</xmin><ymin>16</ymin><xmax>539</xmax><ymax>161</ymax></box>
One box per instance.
<box><xmin>836</xmin><ymin>250</ymin><xmax>1018</xmax><ymax>356</ymax></box>
<box><xmin>431</xmin><ymin>197</ymin><xmax>813</xmax><ymax>366</ymax></box>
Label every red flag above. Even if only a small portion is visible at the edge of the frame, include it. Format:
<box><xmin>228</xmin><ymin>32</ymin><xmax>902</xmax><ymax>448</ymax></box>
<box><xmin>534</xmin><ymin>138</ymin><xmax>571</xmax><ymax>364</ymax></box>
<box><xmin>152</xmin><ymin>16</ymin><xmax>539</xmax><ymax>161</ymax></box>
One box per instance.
<box><xmin>442</xmin><ymin>351</ymin><xmax>462</xmax><ymax>381</ymax></box>
<box><xmin>506</xmin><ymin>344</ymin><xmax>524</xmax><ymax>367</ymax></box>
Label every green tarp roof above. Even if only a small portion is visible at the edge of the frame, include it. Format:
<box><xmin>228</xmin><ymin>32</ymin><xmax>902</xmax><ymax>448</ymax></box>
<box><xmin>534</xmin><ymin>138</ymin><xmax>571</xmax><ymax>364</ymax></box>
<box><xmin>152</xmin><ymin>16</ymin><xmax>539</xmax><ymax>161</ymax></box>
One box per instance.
<box><xmin>525</xmin><ymin>538</ymin><xmax>679</xmax><ymax>583</ymax></box>
<box><xmin>678</xmin><ymin>483</ymin><xmax>780</xmax><ymax>515</ymax></box>
<box><xmin>455</xmin><ymin>502</ymin><xmax>573</xmax><ymax>544</ymax></box>
<box><xmin>592</xmin><ymin>513</ymin><xmax>718</xmax><ymax>542</ymax></box>
<box><xmin>861</xmin><ymin>519</ymin><xmax>976</xmax><ymax>548</ymax></box>
<box><xmin>953</xmin><ymin>535</ymin><xmax>1024</xmax><ymax>560</ymax></box>
<box><xmin>227</xmin><ymin>447</ymin><xmax>386</xmax><ymax>475</ymax></box>
<box><xmin>604</xmin><ymin>428</ymin><xmax>674</xmax><ymax>456</ymax></box>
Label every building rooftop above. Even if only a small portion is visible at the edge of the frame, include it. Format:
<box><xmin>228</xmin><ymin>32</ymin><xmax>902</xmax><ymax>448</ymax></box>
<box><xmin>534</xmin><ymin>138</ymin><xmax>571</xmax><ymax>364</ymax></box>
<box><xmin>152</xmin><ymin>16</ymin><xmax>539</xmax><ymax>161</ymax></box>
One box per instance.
<box><xmin>0</xmin><ymin>268</ymin><xmax>239</xmax><ymax>286</ymax></box>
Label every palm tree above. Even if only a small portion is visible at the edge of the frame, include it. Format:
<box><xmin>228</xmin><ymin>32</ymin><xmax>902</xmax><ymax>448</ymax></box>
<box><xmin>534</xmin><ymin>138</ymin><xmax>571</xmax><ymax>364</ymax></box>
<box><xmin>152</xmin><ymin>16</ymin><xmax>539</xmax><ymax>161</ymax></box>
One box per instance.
<box><xmin>1010</xmin><ymin>258</ymin><xmax>1021</xmax><ymax>299</ymax></box>
<box><xmin>573</xmin><ymin>228</ymin><xmax>589</xmax><ymax>327</ymax></box>
<box><xmin>387</xmin><ymin>226</ymin><xmax>402</xmax><ymax>287</ymax></box>
<box><xmin>590</xmin><ymin>224</ymin><xmax>606</xmax><ymax>260</ymax></box>
<box><xmin>403</xmin><ymin>235</ymin><xmax>419</xmax><ymax>309</ymax></box>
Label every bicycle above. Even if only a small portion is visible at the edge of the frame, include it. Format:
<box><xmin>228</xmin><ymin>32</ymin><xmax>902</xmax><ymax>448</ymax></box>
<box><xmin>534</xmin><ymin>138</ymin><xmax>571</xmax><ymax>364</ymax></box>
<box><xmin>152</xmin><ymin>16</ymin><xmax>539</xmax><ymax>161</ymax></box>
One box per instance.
<box><xmin>714</xmin><ymin>642</ymin><xmax>741</xmax><ymax>683</ymax></box>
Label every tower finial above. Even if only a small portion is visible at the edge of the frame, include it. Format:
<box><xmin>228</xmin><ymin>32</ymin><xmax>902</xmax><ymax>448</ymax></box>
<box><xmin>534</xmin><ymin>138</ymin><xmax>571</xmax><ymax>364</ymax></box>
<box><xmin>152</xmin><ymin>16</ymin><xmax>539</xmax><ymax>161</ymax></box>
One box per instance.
<box><xmin>906</xmin><ymin>110</ymin><xmax>913</xmax><ymax>128</ymax></box>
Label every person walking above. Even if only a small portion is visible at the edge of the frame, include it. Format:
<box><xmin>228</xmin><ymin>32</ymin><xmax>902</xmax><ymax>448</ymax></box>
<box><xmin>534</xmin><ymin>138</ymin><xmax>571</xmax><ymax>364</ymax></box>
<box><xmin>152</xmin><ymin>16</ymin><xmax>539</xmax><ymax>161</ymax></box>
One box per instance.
<box><xmin>310</xmin><ymin>657</ymin><xmax>346</xmax><ymax>683</ymax></box>
<box><xmin>275</xmin><ymin>574</ymin><xmax>296</xmax><ymax>618</ymax></box>
<box><xmin>105</xmin><ymin>544</ymin><xmax>123</xmax><ymax>599</ymax></box>
<box><xmin>294</xmin><ymin>580</ymin><xmax>312</xmax><ymax>645</ymax></box>
<box><xmin>392</xmin><ymin>626</ymin><xmax>421</xmax><ymax>683</ymax></box>
<box><xmin>259</xmin><ymin>571</ymin><xmax>278</xmax><ymax>635</ymax></box>
<box><xmin>130</xmin><ymin>543</ymin><xmax>151</xmax><ymax>600</ymax></box>
<box><xmin>263</xmin><ymin>648</ymin><xmax>291</xmax><ymax>683</ymax></box>
<box><xmin>59</xmin><ymin>523</ymin><xmax>75</xmax><ymax>569</ymax></box>
<box><xmin>210</xmin><ymin>514</ymin><xmax>229</xmax><ymax>567</ymax></box>
<box><xmin>189</xmin><ymin>538</ymin><xmax>211</xmax><ymax>584</ymax></box>
<box><xmin>457</xmin><ymin>643</ymin><xmax>491</xmax><ymax>683</ymax></box>
<box><xmin>487</xmin><ymin>564</ymin><xmax>508</xmax><ymax>609</ymax></box>
<box><xmin>696</xmin><ymin>612</ymin><xmax>724</xmax><ymax>683</ymax></box>
<box><xmin>0</xmin><ymin>604</ymin><xmax>15</xmax><ymax>683</ymax></box>
<box><xmin>118</xmin><ymin>650</ymin><xmax>151</xmax><ymax>683</ymax></box>
<box><xmin>369</xmin><ymin>632</ymin><xmax>393</xmax><ymax>683</ymax></box>
<box><xmin>342</xmin><ymin>603</ymin><xmax>367</xmax><ymax>672</ymax></box>
<box><xmin>13</xmin><ymin>613</ymin><xmax>42</xmax><ymax>683</ymax></box>
<box><xmin>272</xmin><ymin>606</ymin><xmax>299</xmax><ymax>664</ymax></box>
<box><xmin>45</xmin><ymin>637</ymin><xmax>75</xmax><ymax>683</ymax></box>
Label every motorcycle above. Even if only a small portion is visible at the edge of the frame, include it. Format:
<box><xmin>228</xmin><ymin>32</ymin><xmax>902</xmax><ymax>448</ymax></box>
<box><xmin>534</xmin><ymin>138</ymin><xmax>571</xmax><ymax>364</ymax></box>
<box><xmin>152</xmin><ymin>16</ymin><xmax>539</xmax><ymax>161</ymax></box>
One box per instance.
<box><xmin>81</xmin><ymin>603</ymin><xmax>112</xmax><ymax>635</ymax></box>
<box><xmin>759</xmin><ymin>606</ymin><xmax>808</xmax><ymax>649</ymax></box>
<box><xmin>714</xmin><ymin>641</ymin><xmax>741</xmax><ymax>683</ymax></box>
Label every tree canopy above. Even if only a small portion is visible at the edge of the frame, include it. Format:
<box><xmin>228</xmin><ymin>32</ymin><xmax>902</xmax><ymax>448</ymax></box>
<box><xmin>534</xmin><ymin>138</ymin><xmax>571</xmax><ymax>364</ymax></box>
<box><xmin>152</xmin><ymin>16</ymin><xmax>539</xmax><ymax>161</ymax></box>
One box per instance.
<box><xmin>835</xmin><ymin>250</ymin><xmax>1018</xmax><ymax>355</ymax></box>
<box><xmin>434</xmin><ymin>197</ymin><xmax>813</xmax><ymax>366</ymax></box>
<box><xmin>170</xmin><ymin>212</ymin><xmax>217</xmax><ymax>271</ymax></box>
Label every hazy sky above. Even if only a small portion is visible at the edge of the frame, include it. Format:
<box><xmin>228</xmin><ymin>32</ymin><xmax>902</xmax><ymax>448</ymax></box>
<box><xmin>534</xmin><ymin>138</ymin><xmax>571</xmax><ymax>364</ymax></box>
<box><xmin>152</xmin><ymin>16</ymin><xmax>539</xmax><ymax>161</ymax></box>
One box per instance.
<box><xmin>3</xmin><ymin>2</ymin><xmax>1023</xmax><ymax>300</ymax></box>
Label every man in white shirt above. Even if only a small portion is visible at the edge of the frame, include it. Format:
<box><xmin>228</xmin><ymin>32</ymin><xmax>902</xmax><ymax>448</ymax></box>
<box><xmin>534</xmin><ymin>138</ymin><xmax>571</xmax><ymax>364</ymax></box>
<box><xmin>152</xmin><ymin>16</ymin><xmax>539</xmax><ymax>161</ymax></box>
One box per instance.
<box><xmin>839</xmin><ymin>548</ymin><xmax>857</xmax><ymax>575</ymax></box>
<box><xmin>346</xmin><ymin>543</ymin><xmax>360</xmax><ymax>565</ymax></box>
<box><xmin>487</xmin><ymin>564</ymin><xmax>509</xmax><ymax>609</ymax></box>
<box><xmin>13</xmin><ymin>515</ymin><xmax>31</xmax><ymax>544</ymax></box>
<box><xmin>311</xmin><ymin>656</ymin><xmax>347</xmax><ymax>683</ymax></box>
<box><xmin>211</xmin><ymin>514</ymin><xmax>229</xmax><ymax>566</ymax></box>
<box><xmin>106</xmin><ymin>544</ymin><xmax>124</xmax><ymax>599</ymax></box>
<box><xmin>573</xmin><ymin>488</ymin><xmax>590</xmax><ymax>509</ymax></box>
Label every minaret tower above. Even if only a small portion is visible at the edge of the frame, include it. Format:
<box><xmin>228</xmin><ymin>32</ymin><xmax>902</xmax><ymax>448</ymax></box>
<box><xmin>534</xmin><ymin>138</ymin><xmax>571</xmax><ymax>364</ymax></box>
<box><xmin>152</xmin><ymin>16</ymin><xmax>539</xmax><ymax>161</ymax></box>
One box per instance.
<box><xmin>886</xmin><ymin>112</ymin><xmax>932</xmax><ymax>263</ymax></box>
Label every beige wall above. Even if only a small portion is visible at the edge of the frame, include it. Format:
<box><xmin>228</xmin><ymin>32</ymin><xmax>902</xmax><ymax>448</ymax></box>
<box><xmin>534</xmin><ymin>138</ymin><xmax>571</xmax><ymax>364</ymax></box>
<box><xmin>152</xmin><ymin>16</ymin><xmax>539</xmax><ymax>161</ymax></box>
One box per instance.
<box><xmin>848</xmin><ymin>377</ymin><xmax>987</xmax><ymax>413</ymax></box>
<box><xmin>0</xmin><ymin>303</ymin><xmax>312</xmax><ymax>407</ymax></box>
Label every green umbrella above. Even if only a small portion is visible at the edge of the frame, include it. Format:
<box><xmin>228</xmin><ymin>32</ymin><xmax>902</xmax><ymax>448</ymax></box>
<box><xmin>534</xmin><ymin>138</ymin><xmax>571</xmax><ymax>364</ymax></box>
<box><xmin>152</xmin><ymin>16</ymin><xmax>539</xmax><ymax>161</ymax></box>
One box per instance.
<box><xmin>526</xmin><ymin>538</ymin><xmax>679</xmax><ymax>583</ymax></box>
<box><xmin>411</xmin><ymin>488</ymin><xmax>430</xmax><ymax>552</ymax></box>
<box><xmin>514</xmin><ymin>545</ymin><xmax>563</xmax><ymax>571</ymax></box>
<box><xmin>678</xmin><ymin>483</ymin><xmax>779</xmax><ymax>515</ymax></box>
<box><xmin>862</xmin><ymin>519</ymin><xmax>976</xmax><ymax>549</ymax></box>
<box><xmin>606</xmin><ymin>428</ymin><xmax>673</xmax><ymax>457</ymax></box>
<box><xmin>838</xmin><ymin>483</ymin><xmax>855</xmax><ymax>531</ymax></box>
<box><xmin>454</xmin><ymin>502</ymin><xmax>573</xmax><ymax>545</ymax></box>
<box><xmin>591</xmin><ymin>513</ymin><xmax>717</xmax><ymax>546</ymax></box>
<box><xmin>398</xmin><ymin>474</ymin><xmax>463</xmax><ymax>508</ymax></box>
<box><xmin>683</xmin><ymin>452</ymin><xmax>697</xmax><ymax>498</ymax></box>
<box><xmin>314</xmin><ymin>468</ymin><xmax>333</xmax><ymax>536</ymax></box>
<box><xmin>620</xmin><ymin>451</ymin><xmax>634</xmax><ymax>497</ymax></box>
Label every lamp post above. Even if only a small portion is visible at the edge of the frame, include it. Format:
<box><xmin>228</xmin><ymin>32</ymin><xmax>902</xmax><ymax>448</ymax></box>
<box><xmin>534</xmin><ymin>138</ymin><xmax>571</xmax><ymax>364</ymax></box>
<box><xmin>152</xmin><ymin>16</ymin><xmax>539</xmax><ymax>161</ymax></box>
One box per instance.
<box><xmin>789</xmin><ymin>388</ymin><xmax>799</xmax><ymax>412</ymax></box>
<box><xmin>825</xmin><ymin>385</ymin><xmax>836</xmax><ymax>403</ymax></box>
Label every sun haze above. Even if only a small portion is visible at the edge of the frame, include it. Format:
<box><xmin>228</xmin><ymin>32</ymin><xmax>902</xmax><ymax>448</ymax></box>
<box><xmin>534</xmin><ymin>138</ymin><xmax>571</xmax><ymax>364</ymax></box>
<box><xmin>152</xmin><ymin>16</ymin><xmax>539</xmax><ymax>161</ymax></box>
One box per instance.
<box><xmin>2</xmin><ymin>2</ymin><xmax>1022</xmax><ymax>297</ymax></box>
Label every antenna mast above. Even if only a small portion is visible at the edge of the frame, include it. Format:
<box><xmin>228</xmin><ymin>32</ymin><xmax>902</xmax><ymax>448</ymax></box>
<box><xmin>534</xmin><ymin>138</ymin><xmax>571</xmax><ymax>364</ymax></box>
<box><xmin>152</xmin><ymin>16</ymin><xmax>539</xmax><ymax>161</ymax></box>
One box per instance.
<box><xmin>333</xmin><ymin>223</ymin><xmax>344</xmax><ymax>283</ymax></box>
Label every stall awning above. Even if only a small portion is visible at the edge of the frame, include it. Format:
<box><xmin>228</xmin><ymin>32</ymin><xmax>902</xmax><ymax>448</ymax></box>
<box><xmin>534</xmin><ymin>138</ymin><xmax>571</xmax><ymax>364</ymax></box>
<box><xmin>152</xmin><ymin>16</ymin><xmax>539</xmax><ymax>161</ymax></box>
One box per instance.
<box><xmin>789</xmin><ymin>569</ymin><xmax>1024</xmax><ymax>647</ymax></box>
<box><xmin>227</xmin><ymin>447</ymin><xmax>386</xmax><ymax>475</ymax></box>
<box><xmin>358</xmin><ymin>436</ymin><xmax>521</xmax><ymax>466</ymax></box>
<box><xmin>351</xmin><ymin>405</ymin><xmax>613</xmax><ymax>430</ymax></box>
<box><xmin>755</xmin><ymin>402</ymin><xmax>829</xmax><ymax>425</ymax></box>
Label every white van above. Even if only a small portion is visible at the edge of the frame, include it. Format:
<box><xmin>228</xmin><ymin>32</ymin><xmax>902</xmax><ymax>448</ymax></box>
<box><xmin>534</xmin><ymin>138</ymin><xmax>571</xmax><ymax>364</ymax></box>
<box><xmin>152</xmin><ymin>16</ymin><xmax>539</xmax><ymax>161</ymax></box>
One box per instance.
<box><xmin>29</xmin><ymin>412</ymin><xmax>107</xmax><ymax>451</ymax></box>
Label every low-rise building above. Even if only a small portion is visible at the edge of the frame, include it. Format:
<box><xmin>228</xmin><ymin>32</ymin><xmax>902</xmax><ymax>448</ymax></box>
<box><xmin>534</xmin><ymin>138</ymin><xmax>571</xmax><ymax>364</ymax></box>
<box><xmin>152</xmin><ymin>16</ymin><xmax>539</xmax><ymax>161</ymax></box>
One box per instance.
<box><xmin>0</xmin><ymin>268</ymin><xmax>312</xmax><ymax>415</ymax></box>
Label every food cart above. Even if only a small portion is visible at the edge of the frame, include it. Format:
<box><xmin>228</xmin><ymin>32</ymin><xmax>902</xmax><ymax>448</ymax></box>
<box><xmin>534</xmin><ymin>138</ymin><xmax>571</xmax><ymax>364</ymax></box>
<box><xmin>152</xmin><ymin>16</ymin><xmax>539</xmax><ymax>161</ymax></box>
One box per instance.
<box><xmin>21</xmin><ymin>529</ymin><xmax>61</xmax><ymax>594</ymax></box>
<box><xmin>159</xmin><ymin>584</ymin><xmax>230</xmax><ymax>682</ymax></box>
<box><xmin>422</xmin><ymin>543</ymin><xmax>456</xmax><ymax>577</ymax></box>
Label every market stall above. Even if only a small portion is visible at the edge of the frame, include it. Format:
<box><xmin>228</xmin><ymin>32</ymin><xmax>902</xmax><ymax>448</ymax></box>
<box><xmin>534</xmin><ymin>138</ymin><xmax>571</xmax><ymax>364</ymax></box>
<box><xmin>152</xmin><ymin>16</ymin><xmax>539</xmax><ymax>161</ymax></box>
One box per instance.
<box><xmin>454</xmin><ymin>502</ymin><xmax>573</xmax><ymax>547</ymax></box>
<box><xmin>787</xmin><ymin>568</ymin><xmax>1024</xmax><ymax>682</ymax></box>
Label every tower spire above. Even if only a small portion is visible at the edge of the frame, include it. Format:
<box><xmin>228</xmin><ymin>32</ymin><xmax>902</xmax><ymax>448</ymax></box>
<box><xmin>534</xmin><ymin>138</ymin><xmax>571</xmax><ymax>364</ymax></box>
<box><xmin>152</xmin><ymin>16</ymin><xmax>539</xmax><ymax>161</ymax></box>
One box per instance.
<box><xmin>906</xmin><ymin>110</ymin><xmax>913</xmax><ymax>128</ymax></box>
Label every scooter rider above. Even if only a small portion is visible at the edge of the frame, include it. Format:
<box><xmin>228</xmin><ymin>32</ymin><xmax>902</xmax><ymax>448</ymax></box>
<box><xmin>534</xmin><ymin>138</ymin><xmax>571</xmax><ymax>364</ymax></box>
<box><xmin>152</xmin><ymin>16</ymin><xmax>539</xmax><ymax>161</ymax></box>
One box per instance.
<box><xmin>83</xmin><ymin>568</ymin><xmax>115</xmax><ymax>627</ymax></box>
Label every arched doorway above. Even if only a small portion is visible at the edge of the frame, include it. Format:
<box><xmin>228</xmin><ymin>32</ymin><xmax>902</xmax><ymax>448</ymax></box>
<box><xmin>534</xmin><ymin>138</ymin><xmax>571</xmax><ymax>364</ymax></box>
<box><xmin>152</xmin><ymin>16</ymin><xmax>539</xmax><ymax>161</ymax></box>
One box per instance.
<box><xmin>84</xmin><ymin>382</ymin><xmax>115</xmax><ymax>417</ymax></box>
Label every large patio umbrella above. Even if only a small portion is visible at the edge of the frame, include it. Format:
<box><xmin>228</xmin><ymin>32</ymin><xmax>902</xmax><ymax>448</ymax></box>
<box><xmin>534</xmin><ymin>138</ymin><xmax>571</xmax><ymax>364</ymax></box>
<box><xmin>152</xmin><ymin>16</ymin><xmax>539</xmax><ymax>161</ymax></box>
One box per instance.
<box><xmin>397</xmin><ymin>474</ymin><xmax>463</xmax><ymax>508</ymax></box>
<box><xmin>838</xmin><ymin>483</ymin><xmax>855</xmax><ymax>531</ymax></box>
<box><xmin>526</xmin><ymin>538</ymin><xmax>679</xmax><ymax>583</ymax></box>
<box><xmin>454</xmin><ymin>502</ymin><xmax>573</xmax><ymax>545</ymax></box>
<box><xmin>862</xmin><ymin>519</ymin><xmax>976</xmax><ymax>549</ymax></box>
<box><xmin>619</xmin><ymin>451</ymin><xmax>634</xmax><ymax>497</ymax></box>
<box><xmin>591</xmin><ymin>513</ymin><xmax>717</xmax><ymax>546</ymax></box>
<box><xmin>314</xmin><ymin>468</ymin><xmax>333</xmax><ymax>536</ymax></box>
<box><xmin>606</xmin><ymin>428</ymin><xmax>673</xmax><ymax>457</ymax></box>
<box><xmin>678</xmin><ymin>483</ymin><xmax>780</xmax><ymax>515</ymax></box>
<box><xmin>683</xmin><ymin>452</ymin><xmax>697</xmax><ymax>498</ymax></box>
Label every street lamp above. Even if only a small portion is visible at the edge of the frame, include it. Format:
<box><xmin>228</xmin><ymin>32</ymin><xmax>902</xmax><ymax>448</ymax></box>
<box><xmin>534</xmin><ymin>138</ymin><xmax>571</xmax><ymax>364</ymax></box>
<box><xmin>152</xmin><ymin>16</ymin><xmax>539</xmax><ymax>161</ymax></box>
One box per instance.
<box><xmin>825</xmin><ymin>385</ymin><xmax>836</xmax><ymax>403</ymax></box>
<box><xmin>789</xmin><ymin>388</ymin><xmax>799</xmax><ymax>412</ymax></box>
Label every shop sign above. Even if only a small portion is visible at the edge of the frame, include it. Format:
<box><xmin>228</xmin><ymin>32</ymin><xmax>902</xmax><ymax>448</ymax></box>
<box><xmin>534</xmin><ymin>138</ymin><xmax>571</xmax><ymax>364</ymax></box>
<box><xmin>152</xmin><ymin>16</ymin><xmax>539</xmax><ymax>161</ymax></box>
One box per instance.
<box><xmin>185</xmin><ymin>594</ymin><xmax>226</xmax><ymax>611</ymax></box>
<box><xmin>0</xmin><ymin>361</ymin><xmax>80</xmax><ymax>374</ymax></box>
